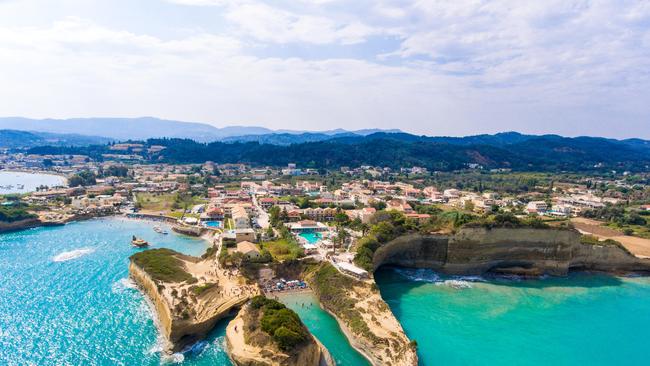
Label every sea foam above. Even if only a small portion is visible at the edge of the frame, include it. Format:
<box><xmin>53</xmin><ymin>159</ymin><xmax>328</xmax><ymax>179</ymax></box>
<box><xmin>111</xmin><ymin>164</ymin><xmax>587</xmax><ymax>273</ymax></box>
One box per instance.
<box><xmin>394</xmin><ymin>268</ymin><xmax>484</xmax><ymax>289</ymax></box>
<box><xmin>111</xmin><ymin>278</ymin><xmax>138</xmax><ymax>294</ymax></box>
<box><xmin>52</xmin><ymin>248</ymin><xmax>95</xmax><ymax>262</ymax></box>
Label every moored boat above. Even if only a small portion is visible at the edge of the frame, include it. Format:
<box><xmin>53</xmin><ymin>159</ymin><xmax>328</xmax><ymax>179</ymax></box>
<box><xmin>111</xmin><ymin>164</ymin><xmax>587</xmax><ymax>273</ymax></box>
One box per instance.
<box><xmin>131</xmin><ymin>235</ymin><xmax>149</xmax><ymax>248</ymax></box>
<box><xmin>153</xmin><ymin>226</ymin><xmax>169</xmax><ymax>235</ymax></box>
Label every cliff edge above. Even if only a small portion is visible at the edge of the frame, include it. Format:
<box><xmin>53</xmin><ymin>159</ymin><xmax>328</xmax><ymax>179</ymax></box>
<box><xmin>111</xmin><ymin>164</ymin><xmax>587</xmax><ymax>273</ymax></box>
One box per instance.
<box><xmin>129</xmin><ymin>248</ymin><xmax>259</xmax><ymax>352</ymax></box>
<box><xmin>372</xmin><ymin>227</ymin><xmax>650</xmax><ymax>276</ymax></box>
<box><xmin>226</xmin><ymin>296</ymin><xmax>333</xmax><ymax>366</ymax></box>
<box><xmin>306</xmin><ymin>262</ymin><xmax>418</xmax><ymax>366</ymax></box>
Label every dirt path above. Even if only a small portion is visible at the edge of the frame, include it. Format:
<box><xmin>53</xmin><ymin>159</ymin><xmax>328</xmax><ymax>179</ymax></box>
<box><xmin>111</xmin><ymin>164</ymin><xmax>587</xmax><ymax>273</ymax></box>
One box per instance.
<box><xmin>571</xmin><ymin>218</ymin><xmax>650</xmax><ymax>258</ymax></box>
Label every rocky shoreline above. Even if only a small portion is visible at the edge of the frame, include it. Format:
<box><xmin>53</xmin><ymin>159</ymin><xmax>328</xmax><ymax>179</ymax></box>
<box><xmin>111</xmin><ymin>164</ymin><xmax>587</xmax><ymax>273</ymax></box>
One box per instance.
<box><xmin>128</xmin><ymin>248</ymin><xmax>258</xmax><ymax>353</ymax></box>
<box><xmin>372</xmin><ymin>227</ymin><xmax>650</xmax><ymax>276</ymax></box>
<box><xmin>225</xmin><ymin>301</ymin><xmax>334</xmax><ymax>366</ymax></box>
<box><xmin>304</xmin><ymin>227</ymin><xmax>650</xmax><ymax>366</ymax></box>
<box><xmin>0</xmin><ymin>212</ymin><xmax>109</xmax><ymax>234</ymax></box>
<box><xmin>128</xmin><ymin>226</ymin><xmax>650</xmax><ymax>365</ymax></box>
<box><xmin>0</xmin><ymin>218</ymin><xmax>61</xmax><ymax>233</ymax></box>
<box><xmin>305</xmin><ymin>262</ymin><xmax>418</xmax><ymax>366</ymax></box>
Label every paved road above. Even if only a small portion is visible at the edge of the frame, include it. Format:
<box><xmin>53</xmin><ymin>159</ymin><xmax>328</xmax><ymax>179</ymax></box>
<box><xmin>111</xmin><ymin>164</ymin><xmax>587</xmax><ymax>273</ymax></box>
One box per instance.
<box><xmin>251</xmin><ymin>194</ymin><xmax>270</xmax><ymax>229</ymax></box>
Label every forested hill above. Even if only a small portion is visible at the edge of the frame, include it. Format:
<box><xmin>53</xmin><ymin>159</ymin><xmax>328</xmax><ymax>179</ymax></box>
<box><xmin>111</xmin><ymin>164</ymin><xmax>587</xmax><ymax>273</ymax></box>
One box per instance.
<box><xmin>0</xmin><ymin>130</ymin><xmax>111</xmax><ymax>148</ymax></box>
<box><xmin>27</xmin><ymin>132</ymin><xmax>650</xmax><ymax>172</ymax></box>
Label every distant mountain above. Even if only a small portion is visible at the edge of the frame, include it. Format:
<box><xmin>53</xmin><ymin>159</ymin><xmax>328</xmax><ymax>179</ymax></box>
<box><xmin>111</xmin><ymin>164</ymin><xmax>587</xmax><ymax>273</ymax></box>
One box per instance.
<box><xmin>0</xmin><ymin>117</ymin><xmax>402</xmax><ymax>143</ymax></box>
<box><xmin>0</xmin><ymin>117</ymin><xmax>231</xmax><ymax>142</ymax></box>
<box><xmin>221</xmin><ymin>132</ymin><xmax>355</xmax><ymax>145</ymax></box>
<box><xmin>221</xmin><ymin>129</ymin><xmax>405</xmax><ymax>145</ymax></box>
<box><xmin>0</xmin><ymin>130</ymin><xmax>111</xmax><ymax>148</ymax></box>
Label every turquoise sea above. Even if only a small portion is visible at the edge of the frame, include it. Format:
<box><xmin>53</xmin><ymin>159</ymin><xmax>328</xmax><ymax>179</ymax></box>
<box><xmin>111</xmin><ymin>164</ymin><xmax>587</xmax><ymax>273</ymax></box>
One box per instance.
<box><xmin>5</xmin><ymin>219</ymin><xmax>650</xmax><ymax>366</ymax></box>
<box><xmin>376</xmin><ymin>267</ymin><xmax>650</xmax><ymax>366</ymax></box>
<box><xmin>281</xmin><ymin>292</ymin><xmax>369</xmax><ymax>366</ymax></box>
<box><xmin>0</xmin><ymin>218</ymin><xmax>232</xmax><ymax>366</ymax></box>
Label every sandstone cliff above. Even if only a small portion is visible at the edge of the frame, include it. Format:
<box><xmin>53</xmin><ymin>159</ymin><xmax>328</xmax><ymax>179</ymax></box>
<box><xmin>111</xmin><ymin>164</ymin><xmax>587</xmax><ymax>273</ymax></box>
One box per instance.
<box><xmin>0</xmin><ymin>218</ymin><xmax>62</xmax><ymax>233</ymax></box>
<box><xmin>129</xmin><ymin>249</ymin><xmax>258</xmax><ymax>352</ymax></box>
<box><xmin>372</xmin><ymin>227</ymin><xmax>650</xmax><ymax>276</ymax></box>
<box><xmin>225</xmin><ymin>303</ymin><xmax>333</xmax><ymax>366</ymax></box>
<box><xmin>306</xmin><ymin>263</ymin><xmax>418</xmax><ymax>366</ymax></box>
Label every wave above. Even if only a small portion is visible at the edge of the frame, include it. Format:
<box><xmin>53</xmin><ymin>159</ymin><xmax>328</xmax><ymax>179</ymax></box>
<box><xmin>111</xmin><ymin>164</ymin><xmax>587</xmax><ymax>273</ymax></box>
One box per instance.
<box><xmin>394</xmin><ymin>268</ymin><xmax>442</xmax><ymax>282</ymax></box>
<box><xmin>111</xmin><ymin>278</ymin><xmax>138</xmax><ymax>294</ymax></box>
<box><xmin>394</xmin><ymin>268</ymin><xmax>484</xmax><ymax>289</ymax></box>
<box><xmin>436</xmin><ymin>280</ymin><xmax>473</xmax><ymax>289</ymax></box>
<box><xmin>159</xmin><ymin>353</ymin><xmax>184</xmax><ymax>364</ymax></box>
<box><xmin>52</xmin><ymin>248</ymin><xmax>95</xmax><ymax>262</ymax></box>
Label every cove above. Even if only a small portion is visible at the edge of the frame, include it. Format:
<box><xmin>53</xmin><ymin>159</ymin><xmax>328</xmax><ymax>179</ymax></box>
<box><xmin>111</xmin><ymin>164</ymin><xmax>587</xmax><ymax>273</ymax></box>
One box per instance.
<box><xmin>281</xmin><ymin>292</ymin><xmax>370</xmax><ymax>366</ymax></box>
<box><xmin>375</xmin><ymin>266</ymin><xmax>650</xmax><ymax>366</ymax></box>
<box><xmin>0</xmin><ymin>218</ymin><xmax>233</xmax><ymax>365</ymax></box>
<box><xmin>0</xmin><ymin>171</ymin><xmax>66</xmax><ymax>194</ymax></box>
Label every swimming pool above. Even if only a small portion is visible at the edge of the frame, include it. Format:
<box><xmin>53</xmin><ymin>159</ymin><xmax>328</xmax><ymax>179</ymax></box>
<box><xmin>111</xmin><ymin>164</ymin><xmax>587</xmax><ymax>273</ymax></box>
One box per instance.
<box><xmin>299</xmin><ymin>232</ymin><xmax>322</xmax><ymax>244</ymax></box>
<box><xmin>203</xmin><ymin>221</ymin><xmax>222</xmax><ymax>228</ymax></box>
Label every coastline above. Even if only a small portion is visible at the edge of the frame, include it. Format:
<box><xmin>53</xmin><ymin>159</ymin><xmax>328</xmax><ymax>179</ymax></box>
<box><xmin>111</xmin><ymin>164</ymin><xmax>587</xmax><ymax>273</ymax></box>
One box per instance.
<box><xmin>274</xmin><ymin>289</ymin><xmax>377</xmax><ymax>366</ymax></box>
<box><xmin>0</xmin><ymin>212</ymin><xmax>112</xmax><ymax>234</ymax></box>
<box><xmin>318</xmin><ymin>303</ymin><xmax>378</xmax><ymax>366</ymax></box>
<box><xmin>0</xmin><ymin>169</ymin><xmax>68</xmax><ymax>187</ymax></box>
<box><xmin>127</xmin><ymin>228</ymin><xmax>257</xmax><ymax>354</ymax></box>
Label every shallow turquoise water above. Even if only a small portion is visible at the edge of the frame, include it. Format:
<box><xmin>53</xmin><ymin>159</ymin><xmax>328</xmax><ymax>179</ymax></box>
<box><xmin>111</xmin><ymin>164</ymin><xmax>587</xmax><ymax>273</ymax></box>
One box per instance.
<box><xmin>10</xmin><ymin>219</ymin><xmax>648</xmax><ymax>366</ymax></box>
<box><xmin>0</xmin><ymin>171</ymin><xmax>66</xmax><ymax>194</ymax></box>
<box><xmin>376</xmin><ymin>267</ymin><xmax>650</xmax><ymax>366</ymax></box>
<box><xmin>281</xmin><ymin>292</ymin><xmax>369</xmax><ymax>366</ymax></box>
<box><xmin>299</xmin><ymin>232</ymin><xmax>322</xmax><ymax>244</ymax></box>
<box><xmin>0</xmin><ymin>218</ymin><xmax>233</xmax><ymax>365</ymax></box>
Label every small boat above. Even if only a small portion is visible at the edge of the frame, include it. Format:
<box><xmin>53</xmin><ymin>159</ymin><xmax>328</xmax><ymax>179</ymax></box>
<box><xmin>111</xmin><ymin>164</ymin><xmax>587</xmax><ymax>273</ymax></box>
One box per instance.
<box><xmin>131</xmin><ymin>235</ymin><xmax>149</xmax><ymax>248</ymax></box>
<box><xmin>153</xmin><ymin>226</ymin><xmax>169</xmax><ymax>235</ymax></box>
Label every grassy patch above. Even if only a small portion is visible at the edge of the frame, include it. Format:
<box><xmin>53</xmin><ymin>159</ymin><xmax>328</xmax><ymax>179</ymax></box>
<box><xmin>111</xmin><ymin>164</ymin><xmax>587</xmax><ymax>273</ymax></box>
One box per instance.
<box><xmin>135</xmin><ymin>193</ymin><xmax>178</xmax><ymax>211</ymax></box>
<box><xmin>308</xmin><ymin>263</ymin><xmax>380</xmax><ymax>343</ymax></box>
<box><xmin>0</xmin><ymin>205</ymin><xmax>37</xmax><ymax>222</ymax></box>
<box><xmin>168</xmin><ymin>211</ymin><xmax>200</xmax><ymax>219</ymax></box>
<box><xmin>191</xmin><ymin>282</ymin><xmax>216</xmax><ymax>296</ymax></box>
<box><xmin>605</xmin><ymin>222</ymin><xmax>650</xmax><ymax>239</ymax></box>
<box><xmin>260</xmin><ymin>239</ymin><xmax>304</xmax><ymax>261</ymax></box>
<box><xmin>579</xmin><ymin>235</ymin><xmax>632</xmax><ymax>254</ymax></box>
<box><xmin>130</xmin><ymin>248</ymin><xmax>195</xmax><ymax>283</ymax></box>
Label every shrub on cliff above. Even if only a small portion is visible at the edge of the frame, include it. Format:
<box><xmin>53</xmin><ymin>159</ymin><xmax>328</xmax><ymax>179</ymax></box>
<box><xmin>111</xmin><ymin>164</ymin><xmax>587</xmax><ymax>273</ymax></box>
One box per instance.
<box><xmin>273</xmin><ymin>326</ymin><xmax>305</xmax><ymax>351</ymax></box>
<box><xmin>309</xmin><ymin>263</ymin><xmax>379</xmax><ymax>343</ymax></box>
<box><xmin>250</xmin><ymin>296</ymin><xmax>309</xmax><ymax>351</ymax></box>
<box><xmin>0</xmin><ymin>205</ymin><xmax>37</xmax><ymax>223</ymax></box>
<box><xmin>130</xmin><ymin>248</ymin><xmax>194</xmax><ymax>283</ymax></box>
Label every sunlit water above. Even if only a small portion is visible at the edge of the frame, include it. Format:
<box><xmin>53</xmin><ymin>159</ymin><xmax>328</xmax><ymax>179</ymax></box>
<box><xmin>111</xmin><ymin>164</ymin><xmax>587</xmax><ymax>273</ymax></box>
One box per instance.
<box><xmin>9</xmin><ymin>218</ymin><xmax>645</xmax><ymax>366</ymax></box>
<box><xmin>280</xmin><ymin>292</ymin><xmax>369</xmax><ymax>366</ymax></box>
<box><xmin>0</xmin><ymin>171</ymin><xmax>66</xmax><ymax>194</ymax></box>
<box><xmin>376</xmin><ymin>267</ymin><xmax>650</xmax><ymax>366</ymax></box>
<box><xmin>0</xmin><ymin>218</ymin><xmax>233</xmax><ymax>365</ymax></box>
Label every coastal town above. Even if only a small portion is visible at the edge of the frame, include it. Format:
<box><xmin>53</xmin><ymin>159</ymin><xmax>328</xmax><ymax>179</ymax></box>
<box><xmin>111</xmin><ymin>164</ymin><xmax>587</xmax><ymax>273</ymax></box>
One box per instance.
<box><xmin>2</xmin><ymin>147</ymin><xmax>650</xmax><ymax>262</ymax></box>
<box><xmin>2</xmin><ymin>151</ymin><xmax>650</xmax><ymax>366</ymax></box>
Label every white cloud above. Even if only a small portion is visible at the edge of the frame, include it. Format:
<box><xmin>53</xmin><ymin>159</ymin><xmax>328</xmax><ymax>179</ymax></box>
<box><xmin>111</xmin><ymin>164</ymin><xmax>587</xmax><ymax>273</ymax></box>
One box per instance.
<box><xmin>0</xmin><ymin>1</ymin><xmax>648</xmax><ymax>137</ymax></box>
<box><xmin>224</xmin><ymin>2</ymin><xmax>383</xmax><ymax>44</ymax></box>
<box><xmin>164</xmin><ymin>0</ymin><xmax>232</xmax><ymax>5</ymax></box>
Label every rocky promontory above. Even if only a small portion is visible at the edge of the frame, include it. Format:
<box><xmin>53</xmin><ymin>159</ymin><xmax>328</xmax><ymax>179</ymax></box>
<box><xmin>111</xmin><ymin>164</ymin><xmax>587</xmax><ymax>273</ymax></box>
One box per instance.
<box><xmin>308</xmin><ymin>226</ymin><xmax>650</xmax><ymax>366</ymax></box>
<box><xmin>225</xmin><ymin>296</ymin><xmax>333</xmax><ymax>366</ymax></box>
<box><xmin>306</xmin><ymin>262</ymin><xmax>418</xmax><ymax>366</ymax></box>
<box><xmin>129</xmin><ymin>248</ymin><xmax>259</xmax><ymax>352</ymax></box>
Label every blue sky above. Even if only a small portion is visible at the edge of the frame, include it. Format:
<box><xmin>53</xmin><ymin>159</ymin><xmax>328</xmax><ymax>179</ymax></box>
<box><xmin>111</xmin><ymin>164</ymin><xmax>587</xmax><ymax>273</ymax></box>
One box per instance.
<box><xmin>0</xmin><ymin>0</ymin><xmax>648</xmax><ymax>138</ymax></box>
